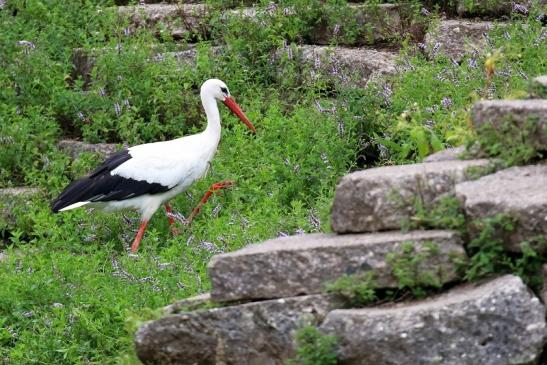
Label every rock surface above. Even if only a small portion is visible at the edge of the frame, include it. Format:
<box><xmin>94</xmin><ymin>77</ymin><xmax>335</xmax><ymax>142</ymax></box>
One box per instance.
<box><xmin>472</xmin><ymin>99</ymin><xmax>547</xmax><ymax>152</ymax></box>
<box><xmin>163</xmin><ymin>293</ymin><xmax>212</xmax><ymax>314</ymax></box>
<box><xmin>135</xmin><ymin>294</ymin><xmax>342</xmax><ymax>365</ymax></box>
<box><xmin>455</xmin><ymin>0</ymin><xmax>533</xmax><ymax>16</ymax></box>
<box><xmin>424</xmin><ymin>145</ymin><xmax>466</xmax><ymax>163</ymax></box>
<box><xmin>0</xmin><ymin>187</ymin><xmax>41</xmax><ymax>229</ymax></box>
<box><xmin>209</xmin><ymin>230</ymin><xmax>466</xmax><ymax>302</ymax></box>
<box><xmin>296</xmin><ymin>45</ymin><xmax>397</xmax><ymax>87</ymax></box>
<box><xmin>424</xmin><ymin>19</ymin><xmax>497</xmax><ymax>60</ymax></box>
<box><xmin>57</xmin><ymin>139</ymin><xmax>119</xmax><ymax>159</ymax></box>
<box><xmin>321</xmin><ymin>275</ymin><xmax>546</xmax><ymax>365</ymax></box>
<box><xmin>331</xmin><ymin>159</ymin><xmax>493</xmax><ymax>233</ymax></box>
<box><xmin>455</xmin><ymin>164</ymin><xmax>547</xmax><ymax>252</ymax></box>
<box><xmin>531</xmin><ymin>75</ymin><xmax>547</xmax><ymax>99</ymax></box>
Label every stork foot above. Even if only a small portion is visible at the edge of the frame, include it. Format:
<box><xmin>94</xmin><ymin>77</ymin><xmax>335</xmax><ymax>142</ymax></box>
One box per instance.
<box><xmin>187</xmin><ymin>180</ymin><xmax>236</xmax><ymax>223</ymax></box>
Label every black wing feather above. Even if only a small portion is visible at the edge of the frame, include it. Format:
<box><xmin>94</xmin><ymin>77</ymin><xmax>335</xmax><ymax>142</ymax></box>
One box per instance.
<box><xmin>51</xmin><ymin>149</ymin><xmax>171</xmax><ymax>213</ymax></box>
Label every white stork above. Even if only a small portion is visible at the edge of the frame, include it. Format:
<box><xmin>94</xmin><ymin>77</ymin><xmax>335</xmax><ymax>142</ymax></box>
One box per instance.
<box><xmin>52</xmin><ymin>79</ymin><xmax>255</xmax><ymax>252</ymax></box>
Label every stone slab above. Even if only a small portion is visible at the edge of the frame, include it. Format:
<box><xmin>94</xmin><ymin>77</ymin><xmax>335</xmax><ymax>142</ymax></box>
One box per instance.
<box><xmin>455</xmin><ymin>0</ymin><xmax>534</xmax><ymax>17</ymax></box>
<box><xmin>0</xmin><ymin>187</ymin><xmax>41</xmax><ymax>229</ymax></box>
<box><xmin>424</xmin><ymin>19</ymin><xmax>498</xmax><ymax>61</ymax></box>
<box><xmin>163</xmin><ymin>293</ymin><xmax>211</xmax><ymax>314</ymax></box>
<box><xmin>472</xmin><ymin>100</ymin><xmax>547</xmax><ymax>152</ymax></box>
<box><xmin>296</xmin><ymin>45</ymin><xmax>397</xmax><ymax>87</ymax></box>
<box><xmin>320</xmin><ymin>275</ymin><xmax>546</xmax><ymax>365</ymax></box>
<box><xmin>424</xmin><ymin>145</ymin><xmax>466</xmax><ymax>163</ymax></box>
<box><xmin>135</xmin><ymin>294</ymin><xmax>342</xmax><ymax>365</ymax></box>
<box><xmin>57</xmin><ymin>139</ymin><xmax>118</xmax><ymax>159</ymax></box>
<box><xmin>208</xmin><ymin>230</ymin><xmax>466</xmax><ymax>302</ymax></box>
<box><xmin>331</xmin><ymin>159</ymin><xmax>493</xmax><ymax>233</ymax></box>
<box><xmin>455</xmin><ymin>164</ymin><xmax>547</xmax><ymax>252</ymax></box>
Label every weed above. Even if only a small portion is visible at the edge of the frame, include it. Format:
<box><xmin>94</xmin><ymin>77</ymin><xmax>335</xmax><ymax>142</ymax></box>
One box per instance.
<box><xmin>325</xmin><ymin>271</ymin><xmax>377</xmax><ymax>307</ymax></box>
<box><xmin>286</xmin><ymin>325</ymin><xmax>339</xmax><ymax>365</ymax></box>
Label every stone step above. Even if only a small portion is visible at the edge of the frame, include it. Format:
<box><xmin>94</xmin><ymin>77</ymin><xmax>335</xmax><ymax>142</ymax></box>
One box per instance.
<box><xmin>57</xmin><ymin>139</ymin><xmax>119</xmax><ymax>159</ymax></box>
<box><xmin>72</xmin><ymin>44</ymin><xmax>397</xmax><ymax>89</ymax></box>
<box><xmin>455</xmin><ymin>163</ymin><xmax>547</xmax><ymax>252</ymax></box>
<box><xmin>0</xmin><ymin>187</ymin><xmax>41</xmax><ymax>230</ymax></box>
<box><xmin>117</xmin><ymin>3</ymin><xmax>210</xmax><ymax>40</ymax></box>
<box><xmin>208</xmin><ymin>230</ymin><xmax>466</xmax><ymax>302</ymax></box>
<box><xmin>455</xmin><ymin>0</ymin><xmax>534</xmax><ymax>17</ymax></box>
<box><xmin>135</xmin><ymin>294</ymin><xmax>343</xmax><ymax>365</ymax></box>
<box><xmin>472</xmin><ymin>99</ymin><xmax>547</xmax><ymax>153</ymax></box>
<box><xmin>320</xmin><ymin>275</ymin><xmax>546</xmax><ymax>365</ymax></box>
<box><xmin>423</xmin><ymin>145</ymin><xmax>466</xmax><ymax>163</ymax></box>
<box><xmin>423</xmin><ymin>19</ymin><xmax>501</xmax><ymax>61</ymax></box>
<box><xmin>331</xmin><ymin>159</ymin><xmax>493</xmax><ymax>234</ymax></box>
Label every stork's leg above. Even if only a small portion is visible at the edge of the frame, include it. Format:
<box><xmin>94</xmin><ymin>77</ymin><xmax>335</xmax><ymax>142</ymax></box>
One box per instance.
<box><xmin>164</xmin><ymin>203</ymin><xmax>180</xmax><ymax>235</ymax></box>
<box><xmin>131</xmin><ymin>220</ymin><xmax>149</xmax><ymax>253</ymax></box>
<box><xmin>187</xmin><ymin>180</ymin><xmax>235</xmax><ymax>224</ymax></box>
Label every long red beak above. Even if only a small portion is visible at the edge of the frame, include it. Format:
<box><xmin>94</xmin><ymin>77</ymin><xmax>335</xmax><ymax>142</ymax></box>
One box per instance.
<box><xmin>223</xmin><ymin>97</ymin><xmax>256</xmax><ymax>133</ymax></box>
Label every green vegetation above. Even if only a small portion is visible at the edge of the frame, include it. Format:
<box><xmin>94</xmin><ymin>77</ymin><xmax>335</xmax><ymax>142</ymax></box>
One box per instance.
<box><xmin>325</xmin><ymin>271</ymin><xmax>378</xmax><ymax>307</ymax></box>
<box><xmin>1</xmin><ymin>0</ymin><xmax>546</xmax><ymax>363</ymax></box>
<box><xmin>286</xmin><ymin>326</ymin><xmax>339</xmax><ymax>365</ymax></box>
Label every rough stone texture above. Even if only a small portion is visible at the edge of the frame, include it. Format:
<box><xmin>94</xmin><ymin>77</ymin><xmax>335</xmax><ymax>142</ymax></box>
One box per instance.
<box><xmin>57</xmin><ymin>139</ymin><xmax>119</xmax><ymax>159</ymax></box>
<box><xmin>117</xmin><ymin>4</ymin><xmax>210</xmax><ymax>40</ymax></box>
<box><xmin>331</xmin><ymin>159</ymin><xmax>493</xmax><ymax>233</ymax></box>
<box><xmin>455</xmin><ymin>0</ymin><xmax>534</xmax><ymax>17</ymax></box>
<box><xmin>321</xmin><ymin>275</ymin><xmax>547</xmax><ymax>365</ymax></box>
<box><xmin>542</xmin><ymin>264</ymin><xmax>547</xmax><ymax>309</ymax></box>
<box><xmin>208</xmin><ymin>230</ymin><xmax>466</xmax><ymax>302</ymax></box>
<box><xmin>308</xmin><ymin>4</ymin><xmax>402</xmax><ymax>46</ymax></box>
<box><xmin>424</xmin><ymin>20</ymin><xmax>498</xmax><ymax>61</ymax></box>
<box><xmin>455</xmin><ymin>164</ymin><xmax>547</xmax><ymax>252</ymax></box>
<box><xmin>135</xmin><ymin>294</ymin><xmax>342</xmax><ymax>365</ymax></box>
<box><xmin>424</xmin><ymin>145</ymin><xmax>466</xmax><ymax>163</ymax></box>
<box><xmin>531</xmin><ymin>75</ymin><xmax>547</xmax><ymax>99</ymax></box>
<box><xmin>163</xmin><ymin>293</ymin><xmax>211</xmax><ymax>314</ymax></box>
<box><xmin>296</xmin><ymin>45</ymin><xmax>397</xmax><ymax>87</ymax></box>
<box><xmin>472</xmin><ymin>100</ymin><xmax>547</xmax><ymax>152</ymax></box>
<box><xmin>0</xmin><ymin>187</ymin><xmax>41</xmax><ymax>229</ymax></box>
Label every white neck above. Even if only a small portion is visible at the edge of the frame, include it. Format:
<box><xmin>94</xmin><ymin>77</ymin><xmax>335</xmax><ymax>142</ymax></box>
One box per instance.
<box><xmin>201</xmin><ymin>92</ymin><xmax>221</xmax><ymax>144</ymax></box>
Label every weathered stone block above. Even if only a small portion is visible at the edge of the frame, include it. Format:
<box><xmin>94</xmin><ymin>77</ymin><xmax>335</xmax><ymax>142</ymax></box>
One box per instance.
<box><xmin>117</xmin><ymin>4</ymin><xmax>210</xmax><ymax>40</ymax></box>
<box><xmin>163</xmin><ymin>292</ymin><xmax>211</xmax><ymax>314</ymax></box>
<box><xmin>531</xmin><ymin>75</ymin><xmax>547</xmax><ymax>99</ymax></box>
<box><xmin>296</xmin><ymin>45</ymin><xmax>397</xmax><ymax>87</ymax></box>
<box><xmin>321</xmin><ymin>275</ymin><xmax>546</xmax><ymax>365</ymax></box>
<box><xmin>208</xmin><ymin>230</ymin><xmax>466</xmax><ymax>302</ymax></box>
<box><xmin>424</xmin><ymin>20</ymin><xmax>498</xmax><ymax>61</ymax></box>
<box><xmin>135</xmin><ymin>294</ymin><xmax>342</xmax><ymax>365</ymax></box>
<box><xmin>0</xmin><ymin>187</ymin><xmax>41</xmax><ymax>230</ymax></box>
<box><xmin>424</xmin><ymin>145</ymin><xmax>466</xmax><ymax>163</ymax></box>
<box><xmin>455</xmin><ymin>164</ymin><xmax>547</xmax><ymax>252</ymax></box>
<box><xmin>472</xmin><ymin>100</ymin><xmax>547</xmax><ymax>152</ymax></box>
<box><xmin>57</xmin><ymin>139</ymin><xmax>118</xmax><ymax>159</ymax></box>
<box><xmin>331</xmin><ymin>159</ymin><xmax>493</xmax><ymax>233</ymax></box>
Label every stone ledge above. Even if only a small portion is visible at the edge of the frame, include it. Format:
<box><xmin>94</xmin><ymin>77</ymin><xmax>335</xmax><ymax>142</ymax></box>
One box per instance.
<box><xmin>135</xmin><ymin>294</ymin><xmax>342</xmax><ymax>365</ymax></box>
<box><xmin>57</xmin><ymin>139</ymin><xmax>119</xmax><ymax>159</ymax></box>
<box><xmin>208</xmin><ymin>230</ymin><xmax>466</xmax><ymax>302</ymax></box>
<box><xmin>424</xmin><ymin>145</ymin><xmax>466</xmax><ymax>163</ymax></box>
<box><xmin>455</xmin><ymin>164</ymin><xmax>547</xmax><ymax>252</ymax></box>
<box><xmin>331</xmin><ymin>159</ymin><xmax>493</xmax><ymax>233</ymax></box>
<box><xmin>320</xmin><ymin>274</ymin><xmax>546</xmax><ymax>365</ymax></box>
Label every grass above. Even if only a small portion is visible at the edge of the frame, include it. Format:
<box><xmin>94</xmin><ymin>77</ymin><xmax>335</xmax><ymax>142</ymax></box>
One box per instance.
<box><xmin>0</xmin><ymin>0</ymin><xmax>546</xmax><ymax>363</ymax></box>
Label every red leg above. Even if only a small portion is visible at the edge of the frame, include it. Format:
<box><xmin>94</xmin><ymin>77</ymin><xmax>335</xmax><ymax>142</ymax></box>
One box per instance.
<box><xmin>187</xmin><ymin>180</ymin><xmax>235</xmax><ymax>223</ymax></box>
<box><xmin>131</xmin><ymin>220</ymin><xmax>149</xmax><ymax>253</ymax></box>
<box><xmin>165</xmin><ymin>204</ymin><xmax>175</xmax><ymax>225</ymax></box>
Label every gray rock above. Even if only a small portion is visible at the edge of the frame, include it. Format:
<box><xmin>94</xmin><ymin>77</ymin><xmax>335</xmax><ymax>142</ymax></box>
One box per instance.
<box><xmin>321</xmin><ymin>275</ymin><xmax>546</xmax><ymax>365</ymax></box>
<box><xmin>0</xmin><ymin>251</ymin><xmax>7</xmax><ymax>263</ymax></box>
<box><xmin>208</xmin><ymin>230</ymin><xmax>466</xmax><ymax>302</ymax></box>
<box><xmin>57</xmin><ymin>139</ymin><xmax>119</xmax><ymax>159</ymax></box>
<box><xmin>472</xmin><ymin>100</ymin><xmax>547</xmax><ymax>152</ymax></box>
<box><xmin>455</xmin><ymin>164</ymin><xmax>547</xmax><ymax>252</ymax></box>
<box><xmin>296</xmin><ymin>45</ymin><xmax>397</xmax><ymax>87</ymax></box>
<box><xmin>455</xmin><ymin>0</ymin><xmax>533</xmax><ymax>16</ymax></box>
<box><xmin>424</xmin><ymin>145</ymin><xmax>466</xmax><ymax>163</ymax></box>
<box><xmin>117</xmin><ymin>4</ymin><xmax>210</xmax><ymax>40</ymax></box>
<box><xmin>163</xmin><ymin>293</ymin><xmax>212</xmax><ymax>314</ymax></box>
<box><xmin>0</xmin><ymin>187</ymin><xmax>41</xmax><ymax>229</ymax></box>
<box><xmin>135</xmin><ymin>294</ymin><xmax>342</xmax><ymax>365</ymax></box>
<box><xmin>424</xmin><ymin>20</ymin><xmax>499</xmax><ymax>61</ymax></box>
<box><xmin>331</xmin><ymin>159</ymin><xmax>493</xmax><ymax>233</ymax></box>
<box><xmin>531</xmin><ymin>75</ymin><xmax>547</xmax><ymax>99</ymax></box>
<box><xmin>542</xmin><ymin>264</ymin><xmax>547</xmax><ymax>309</ymax></box>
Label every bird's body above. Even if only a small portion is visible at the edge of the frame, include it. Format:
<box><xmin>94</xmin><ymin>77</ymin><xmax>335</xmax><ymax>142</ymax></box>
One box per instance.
<box><xmin>52</xmin><ymin>79</ymin><xmax>255</xmax><ymax>252</ymax></box>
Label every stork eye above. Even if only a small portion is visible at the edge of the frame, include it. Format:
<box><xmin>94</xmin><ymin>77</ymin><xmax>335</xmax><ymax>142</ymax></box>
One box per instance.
<box><xmin>220</xmin><ymin>87</ymin><xmax>228</xmax><ymax>95</ymax></box>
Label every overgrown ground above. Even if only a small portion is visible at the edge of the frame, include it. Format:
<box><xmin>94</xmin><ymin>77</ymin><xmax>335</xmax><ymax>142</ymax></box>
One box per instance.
<box><xmin>0</xmin><ymin>0</ymin><xmax>545</xmax><ymax>363</ymax></box>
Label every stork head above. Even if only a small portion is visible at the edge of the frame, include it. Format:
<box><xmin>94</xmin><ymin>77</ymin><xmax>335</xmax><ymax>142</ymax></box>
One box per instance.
<box><xmin>201</xmin><ymin>79</ymin><xmax>256</xmax><ymax>133</ymax></box>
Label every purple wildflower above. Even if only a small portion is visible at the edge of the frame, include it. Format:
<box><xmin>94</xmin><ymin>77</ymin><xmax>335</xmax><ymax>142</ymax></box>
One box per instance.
<box><xmin>333</xmin><ymin>24</ymin><xmax>340</xmax><ymax>35</ymax></box>
<box><xmin>513</xmin><ymin>3</ymin><xmax>528</xmax><ymax>15</ymax></box>
<box><xmin>123</xmin><ymin>98</ymin><xmax>130</xmax><ymax>108</ymax></box>
<box><xmin>441</xmin><ymin>97</ymin><xmax>453</xmax><ymax>109</ymax></box>
<box><xmin>314</xmin><ymin>54</ymin><xmax>321</xmax><ymax>69</ymax></box>
<box><xmin>421</xmin><ymin>7</ymin><xmax>431</xmax><ymax>16</ymax></box>
<box><xmin>114</xmin><ymin>102</ymin><xmax>121</xmax><ymax>116</ymax></box>
<box><xmin>77</xmin><ymin>111</ymin><xmax>85</xmax><ymax>121</ymax></box>
<box><xmin>337</xmin><ymin>119</ymin><xmax>345</xmax><ymax>136</ymax></box>
<box><xmin>98</xmin><ymin>87</ymin><xmax>106</xmax><ymax>97</ymax></box>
